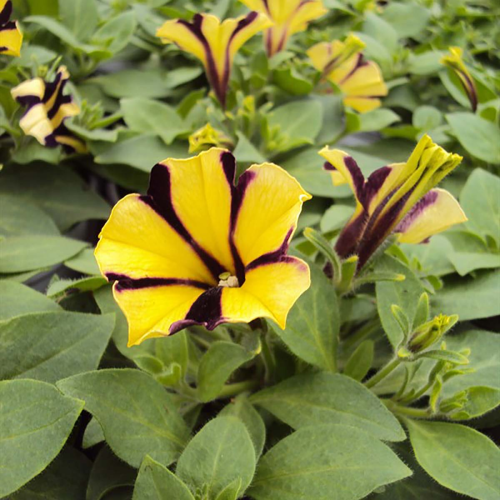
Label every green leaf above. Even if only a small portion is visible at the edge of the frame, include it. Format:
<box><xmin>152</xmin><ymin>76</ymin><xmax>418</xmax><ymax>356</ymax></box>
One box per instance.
<box><xmin>400</xmin><ymin>236</ymin><xmax>455</xmax><ymax>277</ymax></box>
<box><xmin>46</xmin><ymin>276</ymin><xmax>107</xmax><ymax>297</ymax></box>
<box><xmin>0</xmin><ymin>195</ymin><xmax>59</xmax><ymax>237</ymax></box>
<box><xmin>451</xmin><ymin>387</ymin><xmax>500</xmax><ymax>421</ymax></box>
<box><xmin>0</xmin><ymin>379</ymin><xmax>84</xmax><ymax>498</ymax></box>
<box><xmin>197</xmin><ymin>341</ymin><xmax>256</xmax><ymax>402</ymax></box>
<box><xmin>251</xmin><ymin>373</ymin><xmax>405</xmax><ymax>442</ymax></box>
<box><xmin>248</xmin><ymin>424</ymin><xmax>411</xmax><ymax>500</ymax></box>
<box><xmin>176</xmin><ymin>416</ymin><xmax>256</xmax><ymax>500</ymax></box>
<box><xmin>121</xmin><ymin>98</ymin><xmax>189</xmax><ymax>145</ymax></box>
<box><xmin>57</xmin><ymin>369</ymin><xmax>190</xmax><ymax>467</ymax></box>
<box><xmin>376</xmin><ymin>255</ymin><xmax>424</xmax><ymax>348</ymax></box>
<box><xmin>460</xmin><ymin>168</ymin><xmax>500</xmax><ymax>243</ymax></box>
<box><xmin>83</xmin><ymin>417</ymin><xmax>105</xmax><ymax>449</ymax></box>
<box><xmin>273</xmin><ymin>67</ymin><xmax>313</xmax><ymax>95</ymax></box>
<box><xmin>10</xmin><ymin>447</ymin><xmax>91</xmax><ymax>500</ymax></box>
<box><xmin>0</xmin><ymin>311</ymin><xmax>114</xmax><ymax>383</ymax></box>
<box><xmin>357</xmin><ymin>109</ymin><xmax>401</xmax><ymax>132</ymax></box>
<box><xmin>233</xmin><ymin>132</ymin><xmax>267</xmax><ymax>163</ymax></box>
<box><xmin>432</xmin><ymin>270</ymin><xmax>500</xmax><ymax>321</ymax></box>
<box><xmin>344</xmin><ymin>340</ymin><xmax>374</xmax><ymax>381</ymax></box>
<box><xmin>407</xmin><ymin>420</ymin><xmax>500</xmax><ymax>499</ymax></box>
<box><xmin>320</xmin><ymin>204</ymin><xmax>354</xmax><ymax>233</ymax></box>
<box><xmin>363</xmin><ymin>13</ymin><xmax>399</xmax><ymax>54</ymax></box>
<box><xmin>24</xmin><ymin>15</ymin><xmax>88</xmax><ymax>50</ymax></box>
<box><xmin>219</xmin><ymin>396</ymin><xmax>266</xmax><ymax>459</ymax></box>
<box><xmin>0</xmin><ymin>164</ymin><xmax>110</xmax><ymax>231</ymax></box>
<box><xmin>381</xmin><ymin>3</ymin><xmax>430</xmax><ymax>38</ymax></box>
<box><xmin>87</xmin><ymin>446</ymin><xmax>137</xmax><ymax>500</ymax></box>
<box><xmin>270</xmin><ymin>262</ymin><xmax>338</xmax><ymax>372</ymax></box>
<box><xmin>92</xmin><ymin>11</ymin><xmax>137</xmax><ymax>55</ymax></box>
<box><xmin>93</xmin><ymin>134</ymin><xmax>187</xmax><ymax>171</ymax></box>
<box><xmin>133</xmin><ymin>455</ymin><xmax>195</xmax><ymax>500</ymax></box>
<box><xmin>446</xmin><ymin>112</ymin><xmax>500</xmax><ymax>164</ymax></box>
<box><xmin>413</xmin><ymin>105</ymin><xmax>443</xmax><ymax>131</ymax></box>
<box><xmin>59</xmin><ymin>0</ymin><xmax>98</xmax><ymax>41</ymax></box>
<box><xmin>408</xmin><ymin>51</ymin><xmax>446</xmax><ymax>75</ymax></box>
<box><xmin>0</xmin><ymin>281</ymin><xmax>60</xmax><ymax>320</ymax></box>
<box><xmin>0</xmin><ymin>236</ymin><xmax>88</xmax><ymax>273</ymax></box>
<box><xmin>64</xmin><ymin>248</ymin><xmax>100</xmax><ymax>275</ymax></box>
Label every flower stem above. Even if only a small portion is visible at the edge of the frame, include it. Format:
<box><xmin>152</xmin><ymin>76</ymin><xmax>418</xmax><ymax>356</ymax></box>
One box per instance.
<box><xmin>381</xmin><ymin>399</ymin><xmax>432</xmax><ymax>419</ymax></box>
<box><xmin>217</xmin><ymin>380</ymin><xmax>259</xmax><ymax>399</ymax></box>
<box><xmin>364</xmin><ymin>358</ymin><xmax>400</xmax><ymax>389</ymax></box>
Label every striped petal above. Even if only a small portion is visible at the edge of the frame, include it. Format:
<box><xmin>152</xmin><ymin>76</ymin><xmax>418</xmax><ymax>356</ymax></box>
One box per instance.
<box><xmin>156</xmin><ymin>13</ymin><xmax>271</xmax><ymax>106</ymax></box>
<box><xmin>396</xmin><ymin>189</ymin><xmax>467</xmax><ymax>244</ymax></box>
<box><xmin>233</xmin><ymin>163</ymin><xmax>312</xmax><ymax>266</ymax></box>
<box><xmin>0</xmin><ymin>0</ymin><xmax>22</xmax><ymax>57</ymax></box>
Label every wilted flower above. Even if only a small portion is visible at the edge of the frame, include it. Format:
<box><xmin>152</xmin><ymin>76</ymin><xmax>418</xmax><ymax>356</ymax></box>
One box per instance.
<box><xmin>156</xmin><ymin>12</ymin><xmax>272</xmax><ymax>107</ymax></box>
<box><xmin>11</xmin><ymin>66</ymin><xmax>86</xmax><ymax>153</ymax></box>
<box><xmin>441</xmin><ymin>46</ymin><xmax>478</xmax><ymax>112</ymax></box>
<box><xmin>320</xmin><ymin>135</ymin><xmax>467</xmax><ymax>268</ymax></box>
<box><xmin>0</xmin><ymin>0</ymin><xmax>23</xmax><ymax>57</ymax></box>
<box><xmin>308</xmin><ymin>34</ymin><xmax>388</xmax><ymax>113</ymax></box>
<box><xmin>189</xmin><ymin>123</ymin><xmax>233</xmax><ymax>153</ymax></box>
<box><xmin>95</xmin><ymin>148</ymin><xmax>311</xmax><ymax>346</ymax></box>
<box><xmin>239</xmin><ymin>0</ymin><xmax>327</xmax><ymax>56</ymax></box>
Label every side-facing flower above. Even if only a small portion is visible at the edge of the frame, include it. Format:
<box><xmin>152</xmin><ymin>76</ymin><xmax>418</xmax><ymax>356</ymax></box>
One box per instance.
<box><xmin>156</xmin><ymin>13</ymin><xmax>272</xmax><ymax>107</ymax></box>
<box><xmin>0</xmin><ymin>0</ymin><xmax>22</xmax><ymax>57</ymax></box>
<box><xmin>441</xmin><ymin>46</ymin><xmax>478</xmax><ymax>112</ymax></box>
<box><xmin>239</xmin><ymin>0</ymin><xmax>327</xmax><ymax>56</ymax></box>
<box><xmin>320</xmin><ymin>135</ymin><xmax>466</xmax><ymax>268</ymax></box>
<box><xmin>11</xmin><ymin>66</ymin><xmax>86</xmax><ymax>153</ymax></box>
<box><xmin>308</xmin><ymin>34</ymin><xmax>388</xmax><ymax>113</ymax></box>
<box><xmin>95</xmin><ymin>148</ymin><xmax>311</xmax><ymax>346</ymax></box>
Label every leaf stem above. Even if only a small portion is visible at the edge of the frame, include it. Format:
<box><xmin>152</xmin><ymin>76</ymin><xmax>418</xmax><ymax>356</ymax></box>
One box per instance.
<box><xmin>217</xmin><ymin>380</ymin><xmax>259</xmax><ymax>399</ymax></box>
<box><xmin>364</xmin><ymin>358</ymin><xmax>400</xmax><ymax>389</ymax></box>
<box><xmin>381</xmin><ymin>399</ymin><xmax>432</xmax><ymax>419</ymax></box>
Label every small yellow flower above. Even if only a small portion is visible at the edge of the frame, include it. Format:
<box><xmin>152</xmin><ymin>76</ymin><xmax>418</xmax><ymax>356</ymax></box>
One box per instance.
<box><xmin>156</xmin><ymin>12</ymin><xmax>272</xmax><ymax>107</ymax></box>
<box><xmin>189</xmin><ymin>124</ymin><xmax>233</xmax><ymax>153</ymax></box>
<box><xmin>11</xmin><ymin>66</ymin><xmax>86</xmax><ymax>153</ymax></box>
<box><xmin>0</xmin><ymin>0</ymin><xmax>23</xmax><ymax>57</ymax></box>
<box><xmin>240</xmin><ymin>0</ymin><xmax>327</xmax><ymax>56</ymax></box>
<box><xmin>95</xmin><ymin>148</ymin><xmax>312</xmax><ymax>346</ymax></box>
<box><xmin>308</xmin><ymin>34</ymin><xmax>388</xmax><ymax>114</ymax></box>
<box><xmin>320</xmin><ymin>135</ymin><xmax>466</xmax><ymax>268</ymax></box>
<box><xmin>441</xmin><ymin>46</ymin><xmax>478</xmax><ymax>112</ymax></box>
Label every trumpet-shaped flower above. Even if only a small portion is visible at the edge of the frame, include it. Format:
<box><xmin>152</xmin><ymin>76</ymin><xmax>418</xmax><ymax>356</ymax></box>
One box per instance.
<box><xmin>0</xmin><ymin>0</ymin><xmax>22</xmax><ymax>57</ymax></box>
<box><xmin>320</xmin><ymin>135</ymin><xmax>466</xmax><ymax>268</ymax></box>
<box><xmin>239</xmin><ymin>0</ymin><xmax>327</xmax><ymax>56</ymax></box>
<box><xmin>156</xmin><ymin>12</ymin><xmax>272</xmax><ymax>107</ymax></box>
<box><xmin>308</xmin><ymin>34</ymin><xmax>388</xmax><ymax>113</ymax></box>
<box><xmin>11</xmin><ymin>66</ymin><xmax>86</xmax><ymax>153</ymax></box>
<box><xmin>95</xmin><ymin>148</ymin><xmax>311</xmax><ymax>346</ymax></box>
<box><xmin>441</xmin><ymin>46</ymin><xmax>478</xmax><ymax>112</ymax></box>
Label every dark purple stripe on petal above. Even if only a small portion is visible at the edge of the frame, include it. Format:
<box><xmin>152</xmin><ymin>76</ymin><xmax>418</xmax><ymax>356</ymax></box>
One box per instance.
<box><xmin>395</xmin><ymin>190</ymin><xmax>438</xmax><ymax>234</ymax></box>
<box><xmin>15</xmin><ymin>95</ymin><xmax>41</xmax><ymax>107</ymax></box>
<box><xmin>143</xmin><ymin>163</ymin><xmax>226</xmax><ymax>281</ymax></box>
<box><xmin>339</xmin><ymin>54</ymin><xmax>369</xmax><ymax>85</ymax></box>
<box><xmin>361</xmin><ymin>166</ymin><xmax>391</xmax><ymax>209</ymax></box>
<box><xmin>42</xmin><ymin>71</ymin><xmax>63</xmax><ymax>104</ymax></box>
<box><xmin>334</xmin><ymin>211</ymin><xmax>367</xmax><ymax>258</ymax></box>
<box><xmin>0</xmin><ymin>1</ymin><xmax>12</xmax><ymax>26</ymax></box>
<box><xmin>47</xmin><ymin>94</ymin><xmax>72</xmax><ymax>120</ymax></box>
<box><xmin>221</xmin><ymin>150</ymin><xmax>236</xmax><ymax>185</ymax></box>
<box><xmin>0</xmin><ymin>20</ymin><xmax>16</xmax><ymax>31</ymax></box>
<box><xmin>344</xmin><ymin>155</ymin><xmax>365</xmax><ymax>201</ymax></box>
<box><xmin>107</xmin><ymin>274</ymin><xmax>210</xmax><ymax>292</ymax></box>
<box><xmin>323</xmin><ymin>161</ymin><xmax>336</xmax><ymax>171</ymax></box>
<box><xmin>245</xmin><ymin>227</ymin><xmax>294</xmax><ymax>271</ymax></box>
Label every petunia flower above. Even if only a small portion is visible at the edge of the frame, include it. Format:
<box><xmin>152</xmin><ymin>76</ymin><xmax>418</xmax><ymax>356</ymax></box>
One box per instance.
<box><xmin>320</xmin><ymin>135</ymin><xmax>467</xmax><ymax>269</ymax></box>
<box><xmin>239</xmin><ymin>0</ymin><xmax>327</xmax><ymax>56</ymax></box>
<box><xmin>441</xmin><ymin>46</ymin><xmax>478</xmax><ymax>112</ymax></box>
<box><xmin>11</xmin><ymin>66</ymin><xmax>86</xmax><ymax>153</ymax></box>
<box><xmin>308</xmin><ymin>34</ymin><xmax>388</xmax><ymax>113</ymax></box>
<box><xmin>95</xmin><ymin>148</ymin><xmax>312</xmax><ymax>346</ymax></box>
<box><xmin>0</xmin><ymin>0</ymin><xmax>23</xmax><ymax>57</ymax></box>
<box><xmin>156</xmin><ymin>12</ymin><xmax>272</xmax><ymax>107</ymax></box>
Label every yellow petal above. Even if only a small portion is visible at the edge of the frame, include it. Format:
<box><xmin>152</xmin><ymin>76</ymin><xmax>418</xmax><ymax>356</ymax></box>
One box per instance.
<box><xmin>0</xmin><ymin>21</ymin><xmax>22</xmax><ymax>57</ymax></box>
<box><xmin>112</xmin><ymin>283</ymin><xmax>205</xmax><ymax>347</ymax></box>
<box><xmin>11</xmin><ymin>77</ymin><xmax>45</xmax><ymax>100</ymax></box>
<box><xmin>339</xmin><ymin>60</ymin><xmax>387</xmax><ymax>97</ymax></box>
<box><xmin>343</xmin><ymin>96</ymin><xmax>382</xmax><ymax>113</ymax></box>
<box><xmin>221</xmin><ymin>257</ymin><xmax>310</xmax><ymax>328</ymax></box>
<box><xmin>95</xmin><ymin>194</ymin><xmax>215</xmax><ymax>285</ymax></box>
<box><xmin>233</xmin><ymin>163</ymin><xmax>311</xmax><ymax>266</ymax></box>
<box><xmin>288</xmin><ymin>1</ymin><xmax>328</xmax><ymax>35</ymax></box>
<box><xmin>160</xmin><ymin>148</ymin><xmax>235</xmax><ymax>274</ymax></box>
<box><xmin>396</xmin><ymin>189</ymin><xmax>467</xmax><ymax>244</ymax></box>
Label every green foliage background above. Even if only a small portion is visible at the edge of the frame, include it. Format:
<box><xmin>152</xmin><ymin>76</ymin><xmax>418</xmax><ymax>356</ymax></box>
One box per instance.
<box><xmin>0</xmin><ymin>0</ymin><xmax>499</xmax><ymax>499</ymax></box>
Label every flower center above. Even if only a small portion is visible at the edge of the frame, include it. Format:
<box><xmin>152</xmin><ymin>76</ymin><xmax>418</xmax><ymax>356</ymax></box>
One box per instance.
<box><xmin>218</xmin><ymin>272</ymin><xmax>240</xmax><ymax>288</ymax></box>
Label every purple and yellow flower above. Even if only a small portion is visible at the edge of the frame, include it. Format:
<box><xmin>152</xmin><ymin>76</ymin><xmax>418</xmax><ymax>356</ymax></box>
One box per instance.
<box><xmin>320</xmin><ymin>135</ymin><xmax>467</xmax><ymax>268</ymax></box>
<box><xmin>441</xmin><ymin>46</ymin><xmax>478</xmax><ymax>112</ymax></box>
<box><xmin>11</xmin><ymin>66</ymin><xmax>86</xmax><ymax>153</ymax></box>
<box><xmin>308</xmin><ymin>34</ymin><xmax>388</xmax><ymax>113</ymax></box>
<box><xmin>156</xmin><ymin>12</ymin><xmax>272</xmax><ymax>107</ymax></box>
<box><xmin>95</xmin><ymin>148</ymin><xmax>311</xmax><ymax>346</ymax></box>
<box><xmin>239</xmin><ymin>0</ymin><xmax>327</xmax><ymax>56</ymax></box>
<box><xmin>0</xmin><ymin>0</ymin><xmax>22</xmax><ymax>57</ymax></box>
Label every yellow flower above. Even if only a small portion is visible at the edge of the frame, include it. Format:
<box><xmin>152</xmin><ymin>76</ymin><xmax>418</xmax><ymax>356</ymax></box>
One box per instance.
<box><xmin>308</xmin><ymin>34</ymin><xmax>388</xmax><ymax>113</ymax></box>
<box><xmin>0</xmin><ymin>0</ymin><xmax>23</xmax><ymax>57</ymax></box>
<box><xmin>320</xmin><ymin>135</ymin><xmax>466</xmax><ymax>268</ymax></box>
<box><xmin>11</xmin><ymin>66</ymin><xmax>86</xmax><ymax>153</ymax></box>
<box><xmin>189</xmin><ymin>123</ymin><xmax>233</xmax><ymax>153</ymax></box>
<box><xmin>441</xmin><ymin>46</ymin><xmax>478</xmax><ymax>112</ymax></box>
<box><xmin>156</xmin><ymin>12</ymin><xmax>272</xmax><ymax>107</ymax></box>
<box><xmin>95</xmin><ymin>148</ymin><xmax>312</xmax><ymax>346</ymax></box>
<box><xmin>239</xmin><ymin>0</ymin><xmax>327</xmax><ymax>56</ymax></box>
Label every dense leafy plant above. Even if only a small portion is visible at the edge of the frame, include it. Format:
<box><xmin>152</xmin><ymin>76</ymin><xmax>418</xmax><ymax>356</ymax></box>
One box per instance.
<box><xmin>1</xmin><ymin>0</ymin><xmax>499</xmax><ymax>499</ymax></box>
